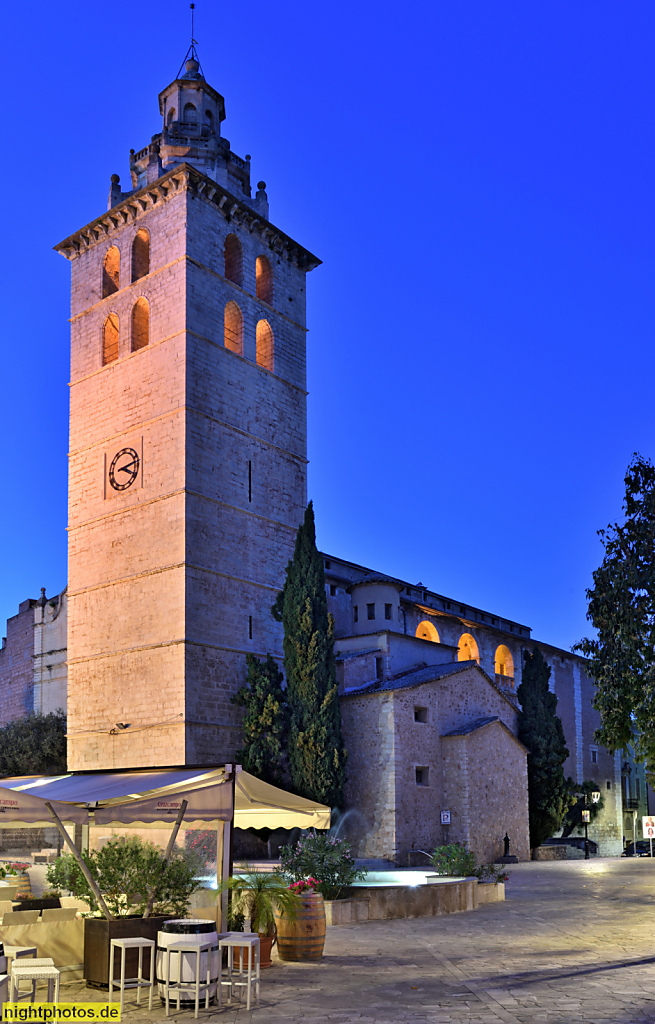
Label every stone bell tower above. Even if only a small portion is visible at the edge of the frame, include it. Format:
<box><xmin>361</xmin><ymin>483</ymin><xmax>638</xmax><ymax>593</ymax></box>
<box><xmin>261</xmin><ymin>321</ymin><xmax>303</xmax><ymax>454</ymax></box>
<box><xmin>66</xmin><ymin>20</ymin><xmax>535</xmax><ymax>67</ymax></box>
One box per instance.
<box><xmin>57</xmin><ymin>48</ymin><xmax>320</xmax><ymax>770</ymax></box>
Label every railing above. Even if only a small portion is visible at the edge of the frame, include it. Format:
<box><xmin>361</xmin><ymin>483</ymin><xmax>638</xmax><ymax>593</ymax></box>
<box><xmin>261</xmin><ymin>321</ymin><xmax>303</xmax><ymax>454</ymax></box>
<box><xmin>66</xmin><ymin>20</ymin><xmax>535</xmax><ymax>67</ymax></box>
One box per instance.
<box><xmin>624</xmin><ymin>797</ymin><xmax>639</xmax><ymax>811</ymax></box>
<box><xmin>495</xmin><ymin>673</ymin><xmax>515</xmax><ymax>691</ymax></box>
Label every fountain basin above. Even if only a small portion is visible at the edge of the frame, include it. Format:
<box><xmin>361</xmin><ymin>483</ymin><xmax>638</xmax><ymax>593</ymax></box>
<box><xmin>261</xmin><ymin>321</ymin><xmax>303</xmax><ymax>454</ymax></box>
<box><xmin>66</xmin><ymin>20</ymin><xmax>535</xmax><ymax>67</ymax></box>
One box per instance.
<box><xmin>335</xmin><ymin>875</ymin><xmax>478</xmax><ymax>922</ymax></box>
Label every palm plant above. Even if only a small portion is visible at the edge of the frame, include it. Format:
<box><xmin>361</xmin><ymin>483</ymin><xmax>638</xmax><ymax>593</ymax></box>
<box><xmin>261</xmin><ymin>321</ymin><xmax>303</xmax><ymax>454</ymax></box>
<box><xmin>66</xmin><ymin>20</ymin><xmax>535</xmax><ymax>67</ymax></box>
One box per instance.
<box><xmin>219</xmin><ymin>870</ymin><xmax>299</xmax><ymax>938</ymax></box>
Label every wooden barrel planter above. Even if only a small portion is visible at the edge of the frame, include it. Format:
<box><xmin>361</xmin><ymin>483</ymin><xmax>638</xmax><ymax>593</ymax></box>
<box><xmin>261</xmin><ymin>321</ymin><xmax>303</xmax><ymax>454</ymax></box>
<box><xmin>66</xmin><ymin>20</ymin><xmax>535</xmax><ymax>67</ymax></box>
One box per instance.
<box><xmin>9</xmin><ymin>872</ymin><xmax>31</xmax><ymax>896</ymax></box>
<box><xmin>274</xmin><ymin>893</ymin><xmax>326</xmax><ymax>962</ymax></box>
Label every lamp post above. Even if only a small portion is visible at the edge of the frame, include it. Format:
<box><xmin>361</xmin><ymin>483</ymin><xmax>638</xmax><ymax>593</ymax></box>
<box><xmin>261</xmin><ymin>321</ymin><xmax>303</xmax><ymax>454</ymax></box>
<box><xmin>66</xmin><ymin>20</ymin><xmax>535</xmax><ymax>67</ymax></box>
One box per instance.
<box><xmin>582</xmin><ymin>789</ymin><xmax>601</xmax><ymax>859</ymax></box>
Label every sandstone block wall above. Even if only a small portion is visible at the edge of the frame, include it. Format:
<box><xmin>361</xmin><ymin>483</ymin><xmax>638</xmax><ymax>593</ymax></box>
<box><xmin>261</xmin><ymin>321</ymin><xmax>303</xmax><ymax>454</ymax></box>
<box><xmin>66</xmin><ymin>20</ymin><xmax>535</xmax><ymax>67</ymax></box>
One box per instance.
<box><xmin>0</xmin><ymin>600</ymin><xmax>35</xmax><ymax>726</ymax></box>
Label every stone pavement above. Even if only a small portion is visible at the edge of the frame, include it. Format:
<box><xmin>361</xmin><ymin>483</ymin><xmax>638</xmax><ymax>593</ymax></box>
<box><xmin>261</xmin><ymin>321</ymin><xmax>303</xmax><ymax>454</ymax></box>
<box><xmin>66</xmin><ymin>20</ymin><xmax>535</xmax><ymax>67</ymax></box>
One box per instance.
<box><xmin>59</xmin><ymin>859</ymin><xmax>655</xmax><ymax>1023</ymax></box>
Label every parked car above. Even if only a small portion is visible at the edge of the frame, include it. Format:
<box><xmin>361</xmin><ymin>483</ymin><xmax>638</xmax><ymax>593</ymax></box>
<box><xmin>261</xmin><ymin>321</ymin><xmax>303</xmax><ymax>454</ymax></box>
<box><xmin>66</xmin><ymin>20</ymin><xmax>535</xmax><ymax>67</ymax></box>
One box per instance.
<box><xmin>623</xmin><ymin>839</ymin><xmax>654</xmax><ymax>857</ymax></box>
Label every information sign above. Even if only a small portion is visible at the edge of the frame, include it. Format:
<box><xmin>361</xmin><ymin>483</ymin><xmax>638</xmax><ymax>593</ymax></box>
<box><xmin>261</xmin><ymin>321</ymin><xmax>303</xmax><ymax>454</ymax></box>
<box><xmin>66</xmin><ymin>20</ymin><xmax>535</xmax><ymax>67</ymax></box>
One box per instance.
<box><xmin>643</xmin><ymin>816</ymin><xmax>655</xmax><ymax>858</ymax></box>
<box><xmin>581</xmin><ymin>810</ymin><xmax>591</xmax><ymax>823</ymax></box>
<box><xmin>440</xmin><ymin>810</ymin><xmax>451</xmax><ymax>825</ymax></box>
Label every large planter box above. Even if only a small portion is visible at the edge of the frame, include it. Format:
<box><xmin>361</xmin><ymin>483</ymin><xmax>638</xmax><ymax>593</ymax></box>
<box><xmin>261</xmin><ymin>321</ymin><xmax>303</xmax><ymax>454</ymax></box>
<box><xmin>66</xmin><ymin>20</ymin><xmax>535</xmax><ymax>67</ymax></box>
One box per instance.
<box><xmin>15</xmin><ymin>898</ymin><xmax>61</xmax><ymax>913</ymax></box>
<box><xmin>324</xmin><ymin>898</ymin><xmax>370</xmax><ymax>925</ymax></box>
<box><xmin>84</xmin><ymin>917</ymin><xmax>169</xmax><ymax>989</ymax></box>
<box><xmin>476</xmin><ymin>882</ymin><xmax>505</xmax><ymax>903</ymax></box>
<box><xmin>0</xmin><ymin>919</ymin><xmax>84</xmax><ymax>978</ymax></box>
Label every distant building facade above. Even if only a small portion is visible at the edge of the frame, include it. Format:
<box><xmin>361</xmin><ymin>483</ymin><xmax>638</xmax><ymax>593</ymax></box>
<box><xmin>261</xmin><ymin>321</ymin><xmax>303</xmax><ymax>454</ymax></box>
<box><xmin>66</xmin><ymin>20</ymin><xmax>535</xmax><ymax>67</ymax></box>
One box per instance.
<box><xmin>0</xmin><ymin>589</ymin><xmax>67</xmax><ymax>726</ymax></box>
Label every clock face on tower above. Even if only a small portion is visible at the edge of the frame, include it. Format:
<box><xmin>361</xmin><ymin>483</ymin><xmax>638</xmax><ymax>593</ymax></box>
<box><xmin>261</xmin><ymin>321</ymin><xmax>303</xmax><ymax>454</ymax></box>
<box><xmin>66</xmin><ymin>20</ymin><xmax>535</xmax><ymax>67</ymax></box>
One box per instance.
<box><xmin>108</xmin><ymin>447</ymin><xmax>140</xmax><ymax>491</ymax></box>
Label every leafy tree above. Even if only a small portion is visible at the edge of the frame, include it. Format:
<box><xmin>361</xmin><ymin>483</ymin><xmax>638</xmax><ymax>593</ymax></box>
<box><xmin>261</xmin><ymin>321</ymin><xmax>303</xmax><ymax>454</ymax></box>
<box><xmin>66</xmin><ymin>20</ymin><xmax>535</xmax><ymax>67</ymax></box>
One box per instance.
<box><xmin>231</xmin><ymin>654</ymin><xmax>287</xmax><ymax>787</ymax></box>
<box><xmin>0</xmin><ymin>711</ymin><xmax>67</xmax><ymax>776</ymax></box>
<box><xmin>272</xmin><ymin>501</ymin><xmax>346</xmax><ymax>807</ymax></box>
<box><xmin>560</xmin><ymin>779</ymin><xmax>605</xmax><ymax>838</ymax></box>
<box><xmin>517</xmin><ymin>648</ymin><xmax>571</xmax><ymax>848</ymax></box>
<box><xmin>575</xmin><ymin>454</ymin><xmax>655</xmax><ymax>766</ymax></box>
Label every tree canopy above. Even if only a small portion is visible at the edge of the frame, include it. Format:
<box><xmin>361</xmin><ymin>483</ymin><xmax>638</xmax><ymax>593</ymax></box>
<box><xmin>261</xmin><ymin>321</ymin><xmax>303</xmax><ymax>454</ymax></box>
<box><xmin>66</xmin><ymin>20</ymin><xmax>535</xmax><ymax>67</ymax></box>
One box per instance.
<box><xmin>0</xmin><ymin>710</ymin><xmax>67</xmax><ymax>777</ymax></box>
<box><xmin>575</xmin><ymin>454</ymin><xmax>655</xmax><ymax>766</ymax></box>
<box><xmin>517</xmin><ymin>648</ymin><xmax>571</xmax><ymax>848</ymax></box>
<box><xmin>272</xmin><ymin>501</ymin><xmax>346</xmax><ymax>807</ymax></box>
<box><xmin>231</xmin><ymin>653</ymin><xmax>287</xmax><ymax>787</ymax></box>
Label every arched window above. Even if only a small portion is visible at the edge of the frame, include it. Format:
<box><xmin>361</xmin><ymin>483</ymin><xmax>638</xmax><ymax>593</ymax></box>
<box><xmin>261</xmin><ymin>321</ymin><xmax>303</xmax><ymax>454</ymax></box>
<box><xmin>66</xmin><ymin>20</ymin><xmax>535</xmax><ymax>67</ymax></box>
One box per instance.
<box><xmin>224</xmin><ymin>234</ymin><xmax>243</xmax><ymax>287</ymax></box>
<box><xmin>205</xmin><ymin>109</ymin><xmax>213</xmax><ymax>125</ymax></box>
<box><xmin>103</xmin><ymin>314</ymin><xmax>119</xmax><ymax>365</ymax></box>
<box><xmin>224</xmin><ymin>301</ymin><xmax>243</xmax><ymax>355</ymax></box>
<box><xmin>183</xmin><ymin>102</ymin><xmax>197</xmax><ymax>122</ymax></box>
<box><xmin>131</xmin><ymin>298</ymin><xmax>149</xmax><ymax>352</ymax></box>
<box><xmin>416</xmin><ymin>620</ymin><xmax>440</xmax><ymax>643</ymax></box>
<box><xmin>256</xmin><ymin>320</ymin><xmax>274</xmax><ymax>372</ymax></box>
<box><xmin>167</xmin><ymin>107</ymin><xmax>176</xmax><ymax>125</ymax></box>
<box><xmin>495</xmin><ymin>645</ymin><xmax>514</xmax><ymax>681</ymax></box>
<box><xmin>102</xmin><ymin>247</ymin><xmax>120</xmax><ymax>298</ymax></box>
<box><xmin>132</xmin><ymin>229</ymin><xmax>150</xmax><ymax>282</ymax></box>
<box><xmin>457</xmin><ymin>633</ymin><xmax>480</xmax><ymax>664</ymax></box>
<box><xmin>256</xmin><ymin>255</ymin><xmax>273</xmax><ymax>305</ymax></box>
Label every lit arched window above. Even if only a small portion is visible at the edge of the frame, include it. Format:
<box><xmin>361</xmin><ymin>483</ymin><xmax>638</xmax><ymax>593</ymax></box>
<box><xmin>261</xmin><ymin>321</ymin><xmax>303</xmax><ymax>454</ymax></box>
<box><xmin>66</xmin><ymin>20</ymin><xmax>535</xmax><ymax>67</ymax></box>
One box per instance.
<box><xmin>457</xmin><ymin>633</ymin><xmax>480</xmax><ymax>664</ymax></box>
<box><xmin>495</xmin><ymin>645</ymin><xmax>514</xmax><ymax>680</ymax></box>
<box><xmin>103</xmin><ymin>247</ymin><xmax>120</xmax><ymax>298</ymax></box>
<box><xmin>183</xmin><ymin>102</ymin><xmax>197</xmax><ymax>122</ymax></box>
<box><xmin>224</xmin><ymin>301</ymin><xmax>243</xmax><ymax>355</ymax></box>
<box><xmin>256</xmin><ymin>255</ymin><xmax>273</xmax><ymax>305</ymax></box>
<box><xmin>167</xmin><ymin>107</ymin><xmax>176</xmax><ymax>125</ymax></box>
<box><xmin>416</xmin><ymin>620</ymin><xmax>440</xmax><ymax>643</ymax></box>
<box><xmin>132</xmin><ymin>229</ymin><xmax>150</xmax><ymax>282</ymax></box>
<box><xmin>131</xmin><ymin>298</ymin><xmax>149</xmax><ymax>352</ymax></box>
<box><xmin>224</xmin><ymin>234</ymin><xmax>243</xmax><ymax>287</ymax></box>
<box><xmin>256</xmin><ymin>320</ymin><xmax>274</xmax><ymax>372</ymax></box>
<box><xmin>103</xmin><ymin>314</ymin><xmax>119</xmax><ymax>365</ymax></box>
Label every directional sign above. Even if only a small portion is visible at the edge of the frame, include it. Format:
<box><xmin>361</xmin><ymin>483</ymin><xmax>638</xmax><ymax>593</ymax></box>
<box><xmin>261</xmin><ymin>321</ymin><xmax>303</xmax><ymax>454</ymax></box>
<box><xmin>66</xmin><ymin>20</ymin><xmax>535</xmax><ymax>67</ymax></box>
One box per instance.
<box><xmin>440</xmin><ymin>810</ymin><xmax>451</xmax><ymax>825</ymax></box>
<box><xmin>642</xmin><ymin>816</ymin><xmax>655</xmax><ymax>839</ymax></box>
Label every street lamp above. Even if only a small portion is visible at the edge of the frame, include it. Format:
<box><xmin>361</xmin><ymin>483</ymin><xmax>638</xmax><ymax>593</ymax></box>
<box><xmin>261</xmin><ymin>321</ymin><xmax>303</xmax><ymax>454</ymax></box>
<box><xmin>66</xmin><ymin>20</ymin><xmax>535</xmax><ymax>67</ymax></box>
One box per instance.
<box><xmin>582</xmin><ymin>789</ymin><xmax>601</xmax><ymax>859</ymax></box>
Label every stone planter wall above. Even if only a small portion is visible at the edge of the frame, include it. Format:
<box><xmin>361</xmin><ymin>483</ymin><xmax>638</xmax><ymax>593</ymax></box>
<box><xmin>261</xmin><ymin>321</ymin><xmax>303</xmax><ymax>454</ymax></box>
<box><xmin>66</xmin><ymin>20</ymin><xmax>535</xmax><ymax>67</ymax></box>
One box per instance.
<box><xmin>476</xmin><ymin>881</ymin><xmax>505</xmax><ymax>903</ymax></box>
<box><xmin>532</xmin><ymin>845</ymin><xmax>567</xmax><ymax>861</ymax></box>
<box><xmin>324</xmin><ymin>898</ymin><xmax>370</xmax><ymax>925</ymax></box>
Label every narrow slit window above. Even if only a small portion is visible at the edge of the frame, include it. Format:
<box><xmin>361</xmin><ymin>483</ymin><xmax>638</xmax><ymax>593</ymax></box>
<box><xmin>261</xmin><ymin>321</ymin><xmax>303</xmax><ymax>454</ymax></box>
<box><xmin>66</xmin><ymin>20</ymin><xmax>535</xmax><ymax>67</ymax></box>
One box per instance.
<box><xmin>353</xmin><ymin>606</ymin><xmax>358</xmax><ymax>623</ymax></box>
<box><xmin>248</xmin><ymin>461</ymin><xmax>252</xmax><ymax>502</ymax></box>
<box><xmin>366</xmin><ymin>603</ymin><xmax>375</xmax><ymax>621</ymax></box>
<box><xmin>248</xmin><ymin>615</ymin><xmax>253</xmax><ymax>640</ymax></box>
<box><xmin>385</xmin><ymin>603</ymin><xmax>392</xmax><ymax>620</ymax></box>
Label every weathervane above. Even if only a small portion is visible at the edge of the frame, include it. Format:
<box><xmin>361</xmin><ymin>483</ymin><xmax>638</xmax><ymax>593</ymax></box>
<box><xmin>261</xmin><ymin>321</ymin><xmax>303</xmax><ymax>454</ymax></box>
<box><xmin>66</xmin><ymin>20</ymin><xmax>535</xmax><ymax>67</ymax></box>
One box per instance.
<box><xmin>176</xmin><ymin>2</ymin><xmax>204</xmax><ymax>78</ymax></box>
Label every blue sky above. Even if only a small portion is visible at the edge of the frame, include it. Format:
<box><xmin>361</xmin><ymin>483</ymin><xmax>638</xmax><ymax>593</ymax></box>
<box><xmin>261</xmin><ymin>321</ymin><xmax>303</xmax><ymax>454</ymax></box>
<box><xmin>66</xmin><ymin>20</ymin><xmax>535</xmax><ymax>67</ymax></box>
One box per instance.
<box><xmin>1</xmin><ymin>1</ymin><xmax>654</xmax><ymax>651</ymax></box>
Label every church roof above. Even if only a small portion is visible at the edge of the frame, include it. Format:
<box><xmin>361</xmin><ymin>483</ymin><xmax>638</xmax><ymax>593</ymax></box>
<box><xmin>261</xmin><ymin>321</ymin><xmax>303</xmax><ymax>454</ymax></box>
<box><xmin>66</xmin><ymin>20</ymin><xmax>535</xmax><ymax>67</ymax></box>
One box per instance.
<box><xmin>442</xmin><ymin>715</ymin><xmax>500</xmax><ymax>737</ymax></box>
<box><xmin>342</xmin><ymin>660</ymin><xmax>476</xmax><ymax>696</ymax></box>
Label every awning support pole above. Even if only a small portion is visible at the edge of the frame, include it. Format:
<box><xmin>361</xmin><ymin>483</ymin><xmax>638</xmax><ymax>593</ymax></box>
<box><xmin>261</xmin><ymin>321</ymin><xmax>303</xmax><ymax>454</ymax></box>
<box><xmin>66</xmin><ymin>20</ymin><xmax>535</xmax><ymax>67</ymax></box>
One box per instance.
<box><xmin>45</xmin><ymin>802</ymin><xmax>114</xmax><ymax>922</ymax></box>
<box><xmin>143</xmin><ymin>799</ymin><xmax>188</xmax><ymax>919</ymax></box>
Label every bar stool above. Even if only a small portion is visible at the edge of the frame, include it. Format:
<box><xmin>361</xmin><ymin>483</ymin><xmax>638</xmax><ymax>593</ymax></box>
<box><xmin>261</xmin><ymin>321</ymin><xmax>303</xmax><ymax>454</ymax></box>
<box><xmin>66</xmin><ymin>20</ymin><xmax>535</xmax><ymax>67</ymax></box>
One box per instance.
<box><xmin>108</xmin><ymin>937</ymin><xmax>155</xmax><ymax>1014</ymax></box>
<box><xmin>218</xmin><ymin>933</ymin><xmax>260</xmax><ymax>1011</ymax></box>
<box><xmin>4</xmin><ymin>947</ymin><xmax>37</xmax><ymax>971</ymax></box>
<box><xmin>164</xmin><ymin>939</ymin><xmax>213</xmax><ymax>1019</ymax></box>
<box><xmin>10</xmin><ymin>960</ymin><xmax>59</xmax><ymax>1004</ymax></box>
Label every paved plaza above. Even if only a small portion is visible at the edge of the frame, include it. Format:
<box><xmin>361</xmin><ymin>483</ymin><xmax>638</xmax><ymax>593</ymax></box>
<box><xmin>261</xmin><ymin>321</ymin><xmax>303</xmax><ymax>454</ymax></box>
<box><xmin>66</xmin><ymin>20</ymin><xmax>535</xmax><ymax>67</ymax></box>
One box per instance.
<box><xmin>58</xmin><ymin>859</ymin><xmax>655</xmax><ymax>1023</ymax></box>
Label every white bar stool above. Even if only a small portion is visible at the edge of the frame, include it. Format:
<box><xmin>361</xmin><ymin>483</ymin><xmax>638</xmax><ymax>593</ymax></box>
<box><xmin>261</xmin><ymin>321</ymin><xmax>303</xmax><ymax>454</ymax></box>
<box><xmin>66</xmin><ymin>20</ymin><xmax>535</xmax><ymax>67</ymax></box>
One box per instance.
<box><xmin>10</xmin><ymin>960</ymin><xmax>59</xmax><ymax>1004</ymax></box>
<box><xmin>108</xmin><ymin>937</ymin><xmax>155</xmax><ymax>1014</ymax></box>
<box><xmin>164</xmin><ymin>939</ymin><xmax>213</xmax><ymax>1019</ymax></box>
<box><xmin>4</xmin><ymin>946</ymin><xmax>37</xmax><ymax>971</ymax></box>
<box><xmin>218</xmin><ymin>933</ymin><xmax>260</xmax><ymax>1011</ymax></box>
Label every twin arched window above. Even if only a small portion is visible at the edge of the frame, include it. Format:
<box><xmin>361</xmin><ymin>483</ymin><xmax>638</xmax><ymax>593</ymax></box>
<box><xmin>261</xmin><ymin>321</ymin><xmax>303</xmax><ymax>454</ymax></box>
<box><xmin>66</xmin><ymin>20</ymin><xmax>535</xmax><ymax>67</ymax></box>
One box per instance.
<box><xmin>102</xmin><ymin>299</ymin><xmax>150</xmax><ymax>365</ymax></box>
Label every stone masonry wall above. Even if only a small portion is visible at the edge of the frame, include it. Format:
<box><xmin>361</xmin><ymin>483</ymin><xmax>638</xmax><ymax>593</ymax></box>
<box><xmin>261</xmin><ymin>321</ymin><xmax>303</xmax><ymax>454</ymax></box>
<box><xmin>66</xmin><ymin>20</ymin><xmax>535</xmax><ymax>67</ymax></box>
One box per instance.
<box><xmin>0</xmin><ymin>600</ymin><xmax>35</xmax><ymax>726</ymax></box>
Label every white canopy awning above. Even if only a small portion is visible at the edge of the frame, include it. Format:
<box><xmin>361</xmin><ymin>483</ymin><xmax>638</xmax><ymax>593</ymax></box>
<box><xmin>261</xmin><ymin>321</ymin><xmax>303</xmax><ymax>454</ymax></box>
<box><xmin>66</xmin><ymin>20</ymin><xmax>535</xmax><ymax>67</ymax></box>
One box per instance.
<box><xmin>0</xmin><ymin>767</ymin><xmax>330</xmax><ymax>831</ymax></box>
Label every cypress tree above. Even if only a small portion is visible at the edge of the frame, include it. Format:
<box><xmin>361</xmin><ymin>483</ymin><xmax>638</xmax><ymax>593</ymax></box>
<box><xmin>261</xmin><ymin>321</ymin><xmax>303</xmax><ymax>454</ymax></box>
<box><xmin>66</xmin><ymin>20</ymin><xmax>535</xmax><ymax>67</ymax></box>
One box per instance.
<box><xmin>231</xmin><ymin>654</ymin><xmax>287</xmax><ymax>787</ymax></box>
<box><xmin>272</xmin><ymin>501</ymin><xmax>346</xmax><ymax>807</ymax></box>
<box><xmin>517</xmin><ymin>647</ymin><xmax>571</xmax><ymax>849</ymax></box>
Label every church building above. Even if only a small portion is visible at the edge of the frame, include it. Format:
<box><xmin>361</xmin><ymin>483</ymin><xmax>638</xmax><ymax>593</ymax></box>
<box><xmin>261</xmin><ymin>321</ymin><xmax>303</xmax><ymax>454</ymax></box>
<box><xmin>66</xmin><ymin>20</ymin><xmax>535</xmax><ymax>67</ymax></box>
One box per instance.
<box><xmin>0</xmin><ymin>47</ymin><xmax>625</xmax><ymax>863</ymax></box>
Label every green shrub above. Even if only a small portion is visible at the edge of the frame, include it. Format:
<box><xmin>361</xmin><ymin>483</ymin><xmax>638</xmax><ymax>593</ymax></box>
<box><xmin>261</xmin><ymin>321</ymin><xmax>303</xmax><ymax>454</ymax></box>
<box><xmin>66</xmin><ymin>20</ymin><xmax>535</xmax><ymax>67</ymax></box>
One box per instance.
<box><xmin>280</xmin><ymin>831</ymin><xmax>367</xmax><ymax>900</ymax></box>
<box><xmin>474</xmin><ymin>863</ymin><xmax>508</xmax><ymax>883</ymax></box>
<box><xmin>430</xmin><ymin>842</ymin><xmax>477</xmax><ymax>877</ymax></box>
<box><xmin>46</xmin><ymin>835</ymin><xmax>201</xmax><ymax>918</ymax></box>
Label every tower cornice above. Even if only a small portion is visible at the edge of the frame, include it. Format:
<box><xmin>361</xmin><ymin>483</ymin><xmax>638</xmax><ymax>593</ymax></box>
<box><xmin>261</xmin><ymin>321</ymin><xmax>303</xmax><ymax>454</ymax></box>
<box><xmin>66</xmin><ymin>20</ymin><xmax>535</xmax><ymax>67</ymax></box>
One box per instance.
<box><xmin>54</xmin><ymin>163</ymin><xmax>321</xmax><ymax>271</ymax></box>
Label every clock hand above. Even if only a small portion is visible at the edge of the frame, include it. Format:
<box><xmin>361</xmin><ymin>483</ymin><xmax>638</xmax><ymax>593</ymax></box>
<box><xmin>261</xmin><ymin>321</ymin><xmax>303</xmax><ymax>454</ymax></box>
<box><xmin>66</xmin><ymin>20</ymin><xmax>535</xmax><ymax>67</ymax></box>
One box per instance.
<box><xmin>117</xmin><ymin>461</ymin><xmax>137</xmax><ymax>473</ymax></box>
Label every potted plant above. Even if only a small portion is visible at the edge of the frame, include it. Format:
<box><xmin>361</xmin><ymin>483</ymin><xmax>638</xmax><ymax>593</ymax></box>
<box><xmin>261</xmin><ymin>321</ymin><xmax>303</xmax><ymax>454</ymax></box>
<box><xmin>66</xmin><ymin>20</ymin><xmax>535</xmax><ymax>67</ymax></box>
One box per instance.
<box><xmin>474</xmin><ymin>863</ymin><xmax>508</xmax><ymax>902</ymax></box>
<box><xmin>2</xmin><ymin>862</ymin><xmax>32</xmax><ymax>895</ymax></box>
<box><xmin>220</xmin><ymin>870</ymin><xmax>299</xmax><ymax>969</ymax></box>
<box><xmin>47</xmin><ymin>835</ymin><xmax>202</xmax><ymax>988</ymax></box>
<box><xmin>280</xmin><ymin>831</ymin><xmax>368</xmax><ymax>928</ymax></box>
<box><xmin>14</xmin><ymin>890</ymin><xmax>62</xmax><ymax>913</ymax></box>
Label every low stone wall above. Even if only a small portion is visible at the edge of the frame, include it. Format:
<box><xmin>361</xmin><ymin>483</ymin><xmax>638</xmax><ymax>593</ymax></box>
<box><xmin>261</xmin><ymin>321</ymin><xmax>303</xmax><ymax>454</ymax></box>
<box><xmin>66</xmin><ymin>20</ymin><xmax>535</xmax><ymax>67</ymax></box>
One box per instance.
<box><xmin>532</xmin><ymin>846</ymin><xmax>567</xmax><ymax>861</ymax></box>
<box><xmin>477</xmin><ymin>881</ymin><xmax>505</xmax><ymax>903</ymax></box>
<box><xmin>339</xmin><ymin>878</ymin><xmax>478</xmax><ymax>920</ymax></box>
<box><xmin>325</xmin><ymin>898</ymin><xmax>370</xmax><ymax>925</ymax></box>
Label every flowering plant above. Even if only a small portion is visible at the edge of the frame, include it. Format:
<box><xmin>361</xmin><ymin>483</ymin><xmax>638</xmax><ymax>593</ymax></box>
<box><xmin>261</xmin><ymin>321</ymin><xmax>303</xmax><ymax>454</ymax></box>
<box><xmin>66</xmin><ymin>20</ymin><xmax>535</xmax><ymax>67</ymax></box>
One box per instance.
<box><xmin>474</xmin><ymin>864</ymin><xmax>509</xmax><ymax>884</ymax></box>
<box><xmin>280</xmin><ymin>831</ymin><xmax>367</xmax><ymax>901</ymax></box>
<box><xmin>288</xmin><ymin>877</ymin><xmax>321</xmax><ymax>894</ymax></box>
